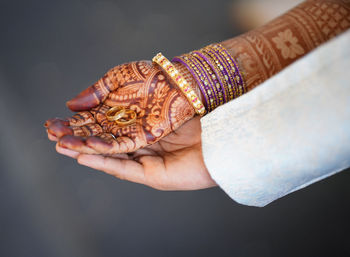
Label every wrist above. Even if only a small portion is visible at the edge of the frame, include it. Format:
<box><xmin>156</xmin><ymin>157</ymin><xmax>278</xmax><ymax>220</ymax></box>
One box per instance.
<box><xmin>172</xmin><ymin>44</ymin><xmax>246</xmax><ymax>114</ymax></box>
<box><xmin>152</xmin><ymin>53</ymin><xmax>206</xmax><ymax>116</ymax></box>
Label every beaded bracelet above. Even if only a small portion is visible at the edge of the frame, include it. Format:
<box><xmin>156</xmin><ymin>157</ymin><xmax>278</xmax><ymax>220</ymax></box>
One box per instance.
<box><xmin>152</xmin><ymin>53</ymin><xmax>206</xmax><ymax>116</ymax></box>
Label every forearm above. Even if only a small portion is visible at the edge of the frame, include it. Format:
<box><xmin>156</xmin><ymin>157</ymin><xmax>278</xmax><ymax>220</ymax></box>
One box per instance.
<box><xmin>177</xmin><ymin>0</ymin><xmax>350</xmax><ymax>104</ymax></box>
<box><xmin>221</xmin><ymin>0</ymin><xmax>350</xmax><ymax>92</ymax></box>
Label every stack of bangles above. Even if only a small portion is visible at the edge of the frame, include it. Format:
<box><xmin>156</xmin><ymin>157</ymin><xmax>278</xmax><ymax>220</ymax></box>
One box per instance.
<box><xmin>152</xmin><ymin>43</ymin><xmax>246</xmax><ymax>116</ymax></box>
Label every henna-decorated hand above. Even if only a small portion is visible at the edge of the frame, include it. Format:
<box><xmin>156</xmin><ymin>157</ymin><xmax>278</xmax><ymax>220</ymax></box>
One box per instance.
<box><xmin>53</xmin><ymin>117</ymin><xmax>217</xmax><ymax>190</ymax></box>
<box><xmin>45</xmin><ymin>61</ymin><xmax>197</xmax><ymax>154</ymax></box>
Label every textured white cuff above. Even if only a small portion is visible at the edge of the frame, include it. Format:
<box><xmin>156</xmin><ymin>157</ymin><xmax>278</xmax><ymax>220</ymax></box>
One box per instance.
<box><xmin>200</xmin><ymin>30</ymin><xmax>350</xmax><ymax>207</ymax></box>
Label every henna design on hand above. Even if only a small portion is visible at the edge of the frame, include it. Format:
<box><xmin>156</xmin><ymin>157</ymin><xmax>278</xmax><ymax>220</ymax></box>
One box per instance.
<box><xmin>46</xmin><ymin>0</ymin><xmax>350</xmax><ymax>155</ymax></box>
<box><xmin>222</xmin><ymin>0</ymin><xmax>350</xmax><ymax>92</ymax></box>
<box><xmin>46</xmin><ymin>61</ymin><xmax>196</xmax><ymax>154</ymax></box>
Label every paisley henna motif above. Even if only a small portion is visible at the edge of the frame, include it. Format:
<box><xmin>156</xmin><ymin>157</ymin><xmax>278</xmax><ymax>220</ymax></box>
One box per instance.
<box><xmin>46</xmin><ymin>61</ymin><xmax>195</xmax><ymax>154</ymax></box>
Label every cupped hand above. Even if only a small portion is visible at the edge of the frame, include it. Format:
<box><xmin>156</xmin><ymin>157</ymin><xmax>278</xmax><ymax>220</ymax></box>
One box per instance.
<box><xmin>56</xmin><ymin>117</ymin><xmax>217</xmax><ymax>190</ymax></box>
<box><xmin>45</xmin><ymin>61</ymin><xmax>197</xmax><ymax>154</ymax></box>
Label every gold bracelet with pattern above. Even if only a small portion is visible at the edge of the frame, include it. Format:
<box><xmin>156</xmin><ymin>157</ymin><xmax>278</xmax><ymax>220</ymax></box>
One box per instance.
<box><xmin>152</xmin><ymin>53</ymin><xmax>206</xmax><ymax>116</ymax></box>
<box><xmin>179</xmin><ymin>53</ymin><xmax>218</xmax><ymax>112</ymax></box>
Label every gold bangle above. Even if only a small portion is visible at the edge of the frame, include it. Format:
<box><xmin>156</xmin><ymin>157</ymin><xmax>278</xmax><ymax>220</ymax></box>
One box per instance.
<box><xmin>106</xmin><ymin>106</ymin><xmax>126</xmax><ymax>122</ymax></box>
<box><xmin>152</xmin><ymin>53</ymin><xmax>206</xmax><ymax>116</ymax></box>
<box><xmin>115</xmin><ymin>109</ymin><xmax>137</xmax><ymax>126</ymax></box>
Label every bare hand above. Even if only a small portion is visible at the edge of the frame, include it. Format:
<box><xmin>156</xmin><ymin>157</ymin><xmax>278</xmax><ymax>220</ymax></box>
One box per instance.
<box><xmin>55</xmin><ymin>117</ymin><xmax>217</xmax><ymax>190</ymax></box>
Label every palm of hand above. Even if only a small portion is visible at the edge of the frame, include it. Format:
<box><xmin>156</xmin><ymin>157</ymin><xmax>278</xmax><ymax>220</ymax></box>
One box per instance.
<box><xmin>46</xmin><ymin>61</ymin><xmax>195</xmax><ymax>154</ymax></box>
<box><xmin>56</xmin><ymin>117</ymin><xmax>217</xmax><ymax>190</ymax></box>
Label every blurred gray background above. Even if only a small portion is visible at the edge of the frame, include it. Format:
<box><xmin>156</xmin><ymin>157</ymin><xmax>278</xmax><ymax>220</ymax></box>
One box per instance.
<box><xmin>0</xmin><ymin>0</ymin><xmax>349</xmax><ymax>256</ymax></box>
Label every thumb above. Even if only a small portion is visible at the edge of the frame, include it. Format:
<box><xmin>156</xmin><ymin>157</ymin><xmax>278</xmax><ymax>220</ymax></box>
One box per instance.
<box><xmin>66</xmin><ymin>74</ymin><xmax>117</xmax><ymax>112</ymax></box>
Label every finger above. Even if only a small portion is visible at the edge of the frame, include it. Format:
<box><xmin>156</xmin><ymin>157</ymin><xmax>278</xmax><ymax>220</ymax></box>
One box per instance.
<box><xmin>44</xmin><ymin>118</ymin><xmax>69</xmax><ymax>128</ymax></box>
<box><xmin>71</xmin><ymin>123</ymin><xmax>103</xmax><ymax>137</ymax></box>
<box><xmin>58</xmin><ymin>135</ymin><xmax>99</xmax><ymax>154</ymax></box>
<box><xmin>84</xmin><ymin>132</ymin><xmax>115</xmax><ymax>151</ymax></box>
<box><xmin>75</xmin><ymin>133</ymin><xmax>130</xmax><ymax>158</ymax></box>
<box><xmin>45</xmin><ymin>110</ymin><xmax>96</xmax><ymax>129</ymax></box>
<box><xmin>91</xmin><ymin>133</ymin><xmax>131</xmax><ymax>159</ymax></box>
<box><xmin>86</xmin><ymin>123</ymin><xmax>147</xmax><ymax>154</ymax></box>
<box><xmin>77</xmin><ymin>154</ymin><xmax>146</xmax><ymax>184</ymax></box>
<box><xmin>48</xmin><ymin>119</ymin><xmax>103</xmax><ymax>138</ymax></box>
<box><xmin>68</xmin><ymin>111</ymin><xmax>95</xmax><ymax>126</ymax></box>
<box><xmin>46</xmin><ymin>116</ymin><xmax>87</xmax><ymax>140</ymax></box>
<box><xmin>47</xmin><ymin>120</ymin><xmax>73</xmax><ymax>138</ymax></box>
<box><xmin>67</xmin><ymin>73</ymin><xmax>118</xmax><ymax>112</ymax></box>
<box><xmin>56</xmin><ymin>144</ymin><xmax>80</xmax><ymax>159</ymax></box>
<box><xmin>84</xmin><ymin>134</ymin><xmax>115</xmax><ymax>153</ymax></box>
<box><xmin>128</xmin><ymin>148</ymin><xmax>158</xmax><ymax>159</ymax></box>
<box><xmin>47</xmin><ymin>129</ymin><xmax>58</xmax><ymax>141</ymax></box>
<box><xmin>85</xmin><ymin>135</ymin><xmax>131</xmax><ymax>154</ymax></box>
<box><xmin>98</xmin><ymin>136</ymin><xmax>142</xmax><ymax>154</ymax></box>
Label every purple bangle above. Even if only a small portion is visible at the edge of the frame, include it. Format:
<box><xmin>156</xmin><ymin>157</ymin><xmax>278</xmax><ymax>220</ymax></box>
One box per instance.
<box><xmin>172</xmin><ymin>57</ymin><xmax>209</xmax><ymax>110</ymax></box>
<box><xmin>171</xmin><ymin>43</ymin><xmax>246</xmax><ymax>113</ymax></box>
<box><xmin>203</xmin><ymin>48</ymin><xmax>238</xmax><ymax>100</ymax></box>
<box><xmin>213</xmin><ymin>44</ymin><xmax>245</xmax><ymax>90</ymax></box>
<box><xmin>211</xmin><ymin>44</ymin><xmax>246</xmax><ymax>95</ymax></box>
<box><xmin>185</xmin><ymin>54</ymin><xmax>219</xmax><ymax>109</ymax></box>
<box><xmin>198</xmin><ymin>49</ymin><xmax>235</xmax><ymax>101</ymax></box>
<box><xmin>192</xmin><ymin>51</ymin><xmax>228</xmax><ymax>104</ymax></box>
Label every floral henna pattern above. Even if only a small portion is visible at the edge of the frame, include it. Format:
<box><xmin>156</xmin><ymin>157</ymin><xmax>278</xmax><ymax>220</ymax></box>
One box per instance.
<box><xmin>222</xmin><ymin>0</ymin><xmax>350</xmax><ymax>91</ymax></box>
<box><xmin>271</xmin><ymin>29</ymin><xmax>305</xmax><ymax>59</ymax></box>
<box><xmin>46</xmin><ymin>61</ymin><xmax>195</xmax><ymax>154</ymax></box>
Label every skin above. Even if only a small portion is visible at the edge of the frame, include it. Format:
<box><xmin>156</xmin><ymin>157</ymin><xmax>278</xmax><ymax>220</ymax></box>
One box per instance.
<box><xmin>52</xmin><ymin>117</ymin><xmax>216</xmax><ymax>190</ymax></box>
<box><xmin>46</xmin><ymin>0</ymin><xmax>350</xmax><ymax>190</ymax></box>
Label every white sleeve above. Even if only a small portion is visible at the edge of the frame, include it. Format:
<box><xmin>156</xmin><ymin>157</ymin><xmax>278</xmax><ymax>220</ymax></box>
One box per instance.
<box><xmin>200</xmin><ymin>30</ymin><xmax>350</xmax><ymax>207</ymax></box>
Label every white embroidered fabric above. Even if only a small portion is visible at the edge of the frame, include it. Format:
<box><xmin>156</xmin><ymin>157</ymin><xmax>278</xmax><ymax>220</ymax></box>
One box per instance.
<box><xmin>200</xmin><ymin>29</ymin><xmax>350</xmax><ymax>207</ymax></box>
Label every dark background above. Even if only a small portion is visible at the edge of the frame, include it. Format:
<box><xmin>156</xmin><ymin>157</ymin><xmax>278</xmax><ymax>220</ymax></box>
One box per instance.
<box><xmin>0</xmin><ymin>0</ymin><xmax>349</xmax><ymax>256</ymax></box>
